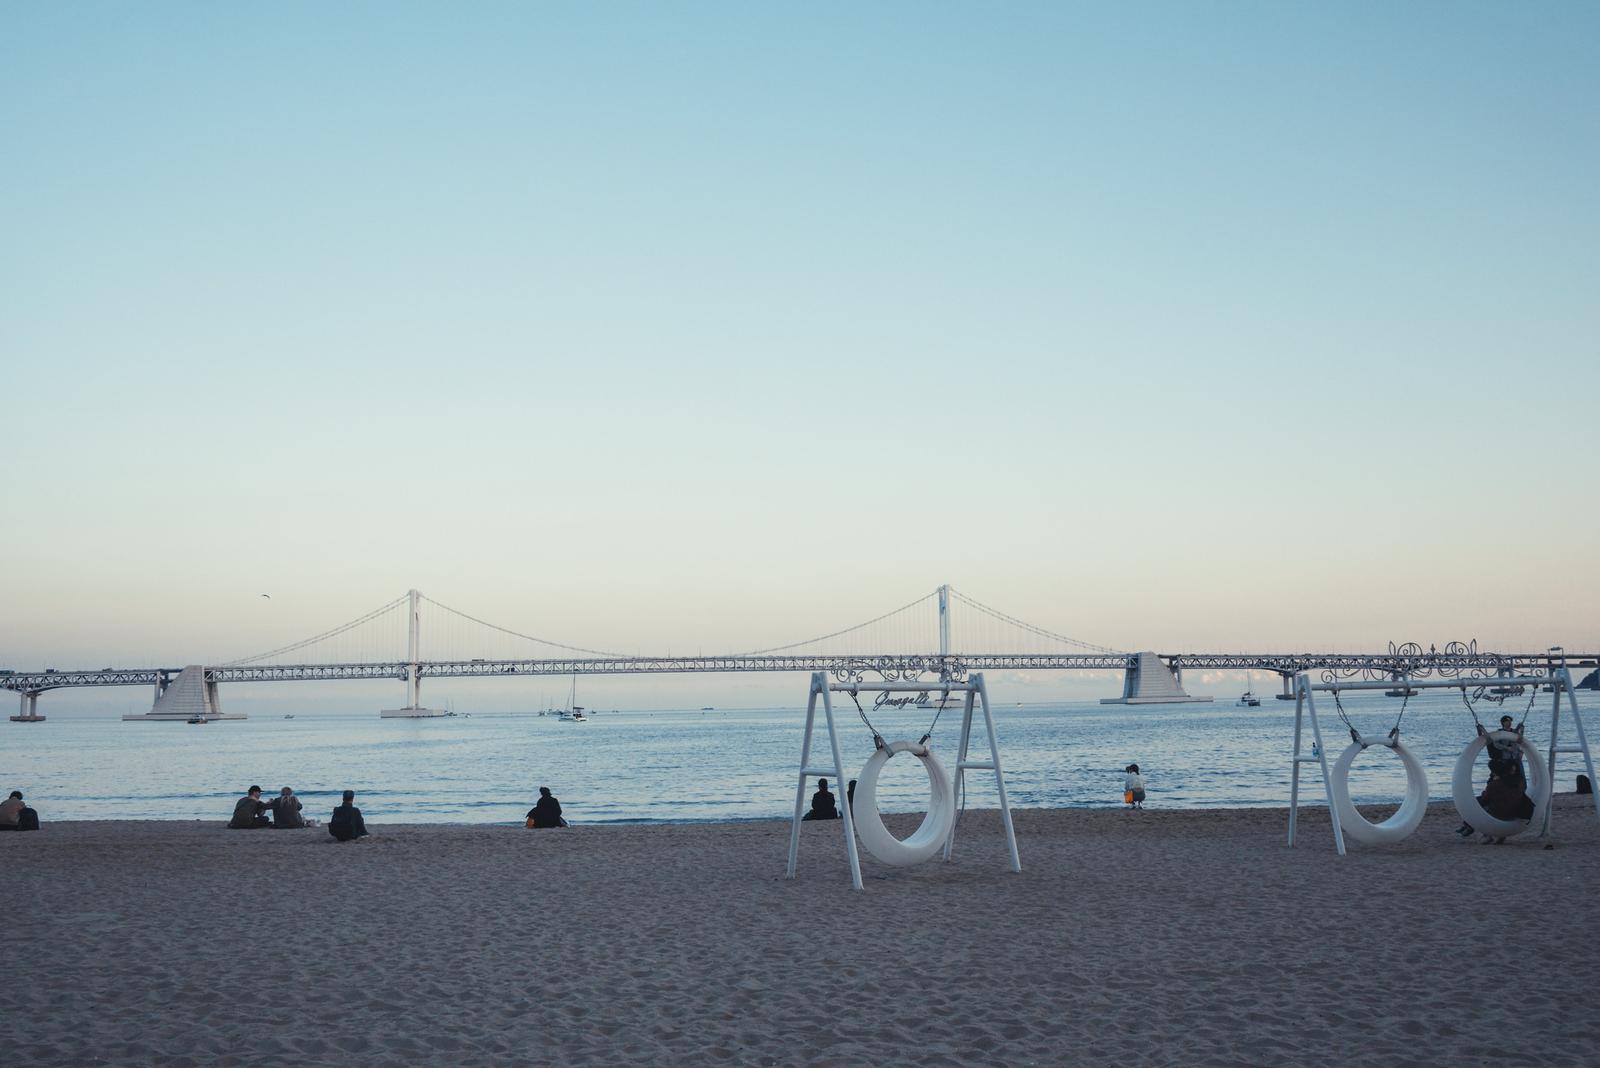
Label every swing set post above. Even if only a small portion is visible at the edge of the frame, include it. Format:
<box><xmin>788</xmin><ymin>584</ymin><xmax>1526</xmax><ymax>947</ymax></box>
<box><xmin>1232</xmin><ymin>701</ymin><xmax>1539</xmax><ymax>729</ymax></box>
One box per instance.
<box><xmin>1288</xmin><ymin>672</ymin><xmax>1346</xmax><ymax>855</ymax></box>
<box><xmin>786</xmin><ymin>672</ymin><xmax>863</xmax><ymax>890</ymax></box>
<box><xmin>943</xmin><ymin>674</ymin><xmax>1021</xmax><ymax>871</ymax></box>
<box><xmin>1543</xmin><ymin>665</ymin><xmax>1600</xmax><ymax>836</ymax></box>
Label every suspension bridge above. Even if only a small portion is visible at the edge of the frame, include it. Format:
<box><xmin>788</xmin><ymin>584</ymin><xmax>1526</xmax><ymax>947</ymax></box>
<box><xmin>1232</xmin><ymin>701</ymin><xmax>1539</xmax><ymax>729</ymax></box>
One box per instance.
<box><xmin>4</xmin><ymin>585</ymin><xmax>1595</xmax><ymax>721</ymax></box>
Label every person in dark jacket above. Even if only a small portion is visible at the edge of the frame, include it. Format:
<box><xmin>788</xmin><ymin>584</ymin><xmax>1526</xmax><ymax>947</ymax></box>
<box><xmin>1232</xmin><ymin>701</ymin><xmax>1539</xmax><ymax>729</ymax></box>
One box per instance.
<box><xmin>0</xmin><ymin>790</ymin><xmax>39</xmax><ymax>831</ymax></box>
<box><xmin>803</xmin><ymin>779</ymin><xmax>839</xmax><ymax>821</ymax></box>
<box><xmin>527</xmin><ymin>786</ymin><xmax>566</xmax><ymax>828</ymax></box>
<box><xmin>270</xmin><ymin>786</ymin><xmax>305</xmax><ymax>829</ymax></box>
<box><xmin>229</xmin><ymin>786</ymin><xmax>271</xmax><ymax>829</ymax></box>
<box><xmin>328</xmin><ymin>790</ymin><xmax>369</xmax><ymax>842</ymax></box>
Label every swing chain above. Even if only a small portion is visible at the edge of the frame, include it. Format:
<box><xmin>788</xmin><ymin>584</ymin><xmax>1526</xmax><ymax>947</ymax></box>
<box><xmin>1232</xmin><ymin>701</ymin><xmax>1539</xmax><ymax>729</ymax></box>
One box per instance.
<box><xmin>847</xmin><ymin>689</ymin><xmax>885</xmax><ymax>750</ymax></box>
<box><xmin>919</xmin><ymin>688</ymin><xmax>953</xmax><ymax>745</ymax></box>
<box><xmin>1515</xmin><ymin>682</ymin><xmax>1538</xmax><ymax>732</ymax></box>
<box><xmin>1390</xmin><ymin>690</ymin><xmax>1411</xmax><ymax>740</ymax></box>
<box><xmin>1331</xmin><ymin>688</ymin><xmax>1361</xmax><ymax>745</ymax></box>
<box><xmin>1332</xmin><ymin>685</ymin><xmax>1410</xmax><ymax>747</ymax></box>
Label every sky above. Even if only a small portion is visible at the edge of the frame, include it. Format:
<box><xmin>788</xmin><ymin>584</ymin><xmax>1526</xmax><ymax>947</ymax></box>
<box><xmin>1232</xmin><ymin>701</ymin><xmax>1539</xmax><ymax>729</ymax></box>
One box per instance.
<box><xmin>3</xmin><ymin>2</ymin><xmax>1598</xmax><ymax>709</ymax></box>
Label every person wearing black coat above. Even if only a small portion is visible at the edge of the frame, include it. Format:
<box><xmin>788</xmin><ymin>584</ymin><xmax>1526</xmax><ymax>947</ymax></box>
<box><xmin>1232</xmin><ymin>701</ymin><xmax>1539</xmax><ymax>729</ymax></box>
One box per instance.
<box><xmin>328</xmin><ymin>790</ymin><xmax>369</xmax><ymax>842</ymax></box>
<box><xmin>527</xmin><ymin>786</ymin><xmax>566</xmax><ymax>828</ymax></box>
<box><xmin>802</xmin><ymin>779</ymin><xmax>839</xmax><ymax>821</ymax></box>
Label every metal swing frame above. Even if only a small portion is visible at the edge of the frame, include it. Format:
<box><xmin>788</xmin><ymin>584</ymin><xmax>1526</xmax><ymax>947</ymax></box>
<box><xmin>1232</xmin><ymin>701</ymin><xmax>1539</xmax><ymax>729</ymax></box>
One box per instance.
<box><xmin>1289</xmin><ymin>667</ymin><xmax>1600</xmax><ymax>855</ymax></box>
<box><xmin>785</xmin><ymin>671</ymin><xmax>1021</xmax><ymax>890</ymax></box>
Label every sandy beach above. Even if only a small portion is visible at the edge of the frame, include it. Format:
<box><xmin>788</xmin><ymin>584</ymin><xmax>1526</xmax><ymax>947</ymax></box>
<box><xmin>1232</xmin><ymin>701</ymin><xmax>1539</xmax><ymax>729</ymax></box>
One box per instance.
<box><xmin>5</xmin><ymin>796</ymin><xmax>1599</xmax><ymax>1067</ymax></box>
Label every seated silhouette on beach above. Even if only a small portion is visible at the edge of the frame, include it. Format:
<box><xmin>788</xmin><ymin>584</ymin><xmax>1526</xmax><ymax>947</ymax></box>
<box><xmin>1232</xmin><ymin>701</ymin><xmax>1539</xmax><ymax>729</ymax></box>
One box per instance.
<box><xmin>270</xmin><ymin>786</ymin><xmax>305</xmax><ymax>829</ymax></box>
<box><xmin>0</xmin><ymin>790</ymin><xmax>39</xmax><ymax>832</ymax></box>
<box><xmin>526</xmin><ymin>786</ymin><xmax>567</xmax><ymax>828</ymax></box>
<box><xmin>329</xmin><ymin>790</ymin><xmax>369</xmax><ymax>842</ymax></box>
<box><xmin>229</xmin><ymin>786</ymin><xmax>272</xmax><ymax>829</ymax></box>
<box><xmin>803</xmin><ymin>779</ymin><xmax>839</xmax><ymax>821</ymax></box>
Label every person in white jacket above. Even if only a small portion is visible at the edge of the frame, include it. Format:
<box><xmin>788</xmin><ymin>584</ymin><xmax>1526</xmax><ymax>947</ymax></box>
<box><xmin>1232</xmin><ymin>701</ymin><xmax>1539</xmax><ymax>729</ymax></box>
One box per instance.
<box><xmin>1123</xmin><ymin>764</ymin><xmax>1146</xmax><ymax>809</ymax></box>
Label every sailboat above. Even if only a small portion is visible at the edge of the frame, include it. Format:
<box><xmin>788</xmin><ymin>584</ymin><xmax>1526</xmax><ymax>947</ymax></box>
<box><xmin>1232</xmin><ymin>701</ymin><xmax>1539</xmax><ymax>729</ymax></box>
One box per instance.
<box><xmin>1238</xmin><ymin>672</ymin><xmax>1261</xmax><ymax>707</ymax></box>
<box><xmin>558</xmin><ymin>677</ymin><xmax>588</xmax><ymax>722</ymax></box>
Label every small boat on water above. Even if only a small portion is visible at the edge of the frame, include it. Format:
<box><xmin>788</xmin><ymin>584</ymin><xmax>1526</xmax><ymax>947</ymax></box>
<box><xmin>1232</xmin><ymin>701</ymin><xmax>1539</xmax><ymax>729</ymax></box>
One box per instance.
<box><xmin>283</xmin><ymin>714</ymin><xmax>295</xmax><ymax>720</ymax></box>
<box><xmin>555</xmin><ymin>677</ymin><xmax>590</xmax><ymax>722</ymax></box>
<box><xmin>1238</xmin><ymin>691</ymin><xmax>1261</xmax><ymax>707</ymax></box>
<box><xmin>187</xmin><ymin>716</ymin><xmax>209</xmax><ymax>725</ymax></box>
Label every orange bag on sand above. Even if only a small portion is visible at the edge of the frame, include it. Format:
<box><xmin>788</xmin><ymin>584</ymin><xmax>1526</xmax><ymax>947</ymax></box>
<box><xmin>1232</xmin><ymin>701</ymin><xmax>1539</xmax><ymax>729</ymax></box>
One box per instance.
<box><xmin>1123</xmin><ymin>790</ymin><xmax>1134</xmax><ymax>805</ymax></box>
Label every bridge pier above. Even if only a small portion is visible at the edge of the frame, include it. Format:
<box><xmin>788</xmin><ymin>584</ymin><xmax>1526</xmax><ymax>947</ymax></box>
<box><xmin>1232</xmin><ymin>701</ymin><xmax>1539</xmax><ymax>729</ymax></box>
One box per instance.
<box><xmin>1276</xmin><ymin>672</ymin><xmax>1296</xmax><ymax>700</ymax></box>
<box><xmin>1101</xmin><ymin>652</ymin><xmax>1212</xmax><ymax>704</ymax></box>
<box><xmin>10</xmin><ymin>692</ymin><xmax>45</xmax><ymax>722</ymax></box>
<box><xmin>123</xmin><ymin>665</ymin><xmax>243</xmax><ymax>721</ymax></box>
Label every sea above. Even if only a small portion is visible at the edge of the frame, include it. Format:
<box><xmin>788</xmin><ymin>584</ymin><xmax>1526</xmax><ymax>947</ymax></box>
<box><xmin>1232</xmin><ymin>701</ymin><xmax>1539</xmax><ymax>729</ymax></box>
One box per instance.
<box><xmin>2</xmin><ymin>690</ymin><xmax>1586</xmax><ymax>825</ymax></box>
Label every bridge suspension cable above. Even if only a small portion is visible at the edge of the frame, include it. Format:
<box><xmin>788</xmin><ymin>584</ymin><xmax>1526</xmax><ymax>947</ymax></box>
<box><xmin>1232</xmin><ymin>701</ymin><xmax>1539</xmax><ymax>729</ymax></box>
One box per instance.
<box><xmin>946</xmin><ymin>587</ymin><xmax>1127</xmax><ymax>656</ymax></box>
<box><xmin>417</xmin><ymin>595</ymin><xmax>627</xmax><ymax>658</ymax></box>
<box><xmin>221</xmin><ymin>594</ymin><xmax>410</xmax><ymax>665</ymax></box>
<box><xmin>741</xmin><ymin>590</ymin><xmax>941</xmax><ymax>655</ymax></box>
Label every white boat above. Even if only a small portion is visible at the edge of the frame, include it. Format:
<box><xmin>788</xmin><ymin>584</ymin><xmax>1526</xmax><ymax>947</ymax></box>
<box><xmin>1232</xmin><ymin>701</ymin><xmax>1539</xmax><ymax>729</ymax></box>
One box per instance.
<box><xmin>556</xmin><ymin>678</ymin><xmax>588</xmax><ymax>721</ymax></box>
<box><xmin>1238</xmin><ymin>691</ymin><xmax>1261</xmax><ymax>707</ymax></box>
<box><xmin>187</xmin><ymin>716</ymin><xmax>210</xmax><ymax>724</ymax></box>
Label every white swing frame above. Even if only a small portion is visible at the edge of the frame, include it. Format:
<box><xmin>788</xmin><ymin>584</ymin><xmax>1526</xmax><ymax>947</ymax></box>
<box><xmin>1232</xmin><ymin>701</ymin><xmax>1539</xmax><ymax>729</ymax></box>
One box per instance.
<box><xmin>1289</xmin><ymin>667</ymin><xmax>1600</xmax><ymax>855</ymax></box>
<box><xmin>785</xmin><ymin>671</ymin><xmax>1022</xmax><ymax>890</ymax></box>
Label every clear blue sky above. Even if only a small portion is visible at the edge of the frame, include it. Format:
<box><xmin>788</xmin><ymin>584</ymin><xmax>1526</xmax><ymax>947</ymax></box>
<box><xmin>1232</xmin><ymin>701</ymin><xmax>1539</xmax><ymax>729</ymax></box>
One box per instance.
<box><xmin>3</xmin><ymin>2</ymin><xmax>1597</xmax><ymax>705</ymax></box>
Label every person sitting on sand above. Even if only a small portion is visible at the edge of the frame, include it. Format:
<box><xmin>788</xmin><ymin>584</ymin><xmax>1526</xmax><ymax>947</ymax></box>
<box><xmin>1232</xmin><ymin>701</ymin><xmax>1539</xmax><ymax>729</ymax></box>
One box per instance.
<box><xmin>229</xmin><ymin>786</ymin><xmax>272</xmax><ymax>829</ymax></box>
<box><xmin>526</xmin><ymin>786</ymin><xmax>566</xmax><ymax>828</ymax></box>
<box><xmin>803</xmin><ymin>779</ymin><xmax>839</xmax><ymax>821</ymax></box>
<box><xmin>0</xmin><ymin>790</ymin><xmax>39</xmax><ymax>831</ymax></box>
<box><xmin>328</xmin><ymin>790</ymin><xmax>369</xmax><ymax>842</ymax></box>
<box><xmin>1124</xmin><ymin>764</ymin><xmax>1146</xmax><ymax>810</ymax></box>
<box><xmin>271</xmin><ymin>786</ymin><xmax>305</xmax><ymax>829</ymax></box>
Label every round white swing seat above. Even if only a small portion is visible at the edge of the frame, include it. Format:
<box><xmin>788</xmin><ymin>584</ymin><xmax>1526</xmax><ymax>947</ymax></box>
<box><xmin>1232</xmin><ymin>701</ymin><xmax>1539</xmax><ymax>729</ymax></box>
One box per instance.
<box><xmin>852</xmin><ymin>739</ymin><xmax>956</xmax><ymax>867</ymax></box>
<box><xmin>1329</xmin><ymin>735</ymin><xmax>1429</xmax><ymax>846</ymax></box>
<box><xmin>1452</xmin><ymin>730</ymin><xmax>1549</xmax><ymax>839</ymax></box>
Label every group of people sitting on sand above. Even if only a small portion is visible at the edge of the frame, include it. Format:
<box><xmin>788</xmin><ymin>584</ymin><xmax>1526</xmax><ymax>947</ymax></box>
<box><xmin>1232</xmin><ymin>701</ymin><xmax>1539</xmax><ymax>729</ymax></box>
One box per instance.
<box><xmin>230</xmin><ymin>784</ymin><xmax>568</xmax><ymax>835</ymax></box>
<box><xmin>1455</xmin><ymin>715</ymin><xmax>1537</xmax><ymax>843</ymax></box>
<box><xmin>229</xmin><ymin>785</ymin><xmax>369</xmax><ymax>841</ymax></box>
<box><xmin>0</xmin><ymin>790</ymin><xmax>39</xmax><ymax>832</ymax></box>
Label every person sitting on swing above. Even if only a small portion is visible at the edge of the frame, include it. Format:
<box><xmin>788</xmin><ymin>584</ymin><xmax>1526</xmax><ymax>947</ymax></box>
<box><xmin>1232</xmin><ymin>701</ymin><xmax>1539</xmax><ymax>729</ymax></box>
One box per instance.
<box><xmin>1482</xmin><ymin>714</ymin><xmax>1525</xmax><ymax>777</ymax></box>
<box><xmin>1456</xmin><ymin>749</ymin><xmax>1535</xmax><ymax>841</ymax></box>
<box><xmin>803</xmin><ymin>779</ymin><xmax>839</xmax><ymax>821</ymax></box>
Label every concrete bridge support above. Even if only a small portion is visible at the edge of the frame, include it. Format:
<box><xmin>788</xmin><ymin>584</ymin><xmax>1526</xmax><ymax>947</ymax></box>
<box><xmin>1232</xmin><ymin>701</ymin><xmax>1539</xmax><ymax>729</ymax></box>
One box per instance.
<box><xmin>10</xmin><ymin>692</ymin><xmax>45</xmax><ymax>722</ymax></box>
<box><xmin>1101</xmin><ymin>652</ymin><xmax>1212</xmax><ymax>704</ymax></box>
<box><xmin>1277</xmin><ymin>672</ymin><xmax>1296</xmax><ymax>700</ymax></box>
<box><xmin>123</xmin><ymin>666</ymin><xmax>243</xmax><ymax>721</ymax></box>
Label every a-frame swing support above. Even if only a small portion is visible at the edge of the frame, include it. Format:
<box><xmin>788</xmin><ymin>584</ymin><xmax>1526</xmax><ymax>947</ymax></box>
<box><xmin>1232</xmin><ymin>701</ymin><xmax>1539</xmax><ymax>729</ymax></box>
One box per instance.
<box><xmin>1288</xmin><ymin>667</ymin><xmax>1600</xmax><ymax>855</ymax></box>
<box><xmin>786</xmin><ymin>671</ymin><xmax>1021</xmax><ymax>890</ymax></box>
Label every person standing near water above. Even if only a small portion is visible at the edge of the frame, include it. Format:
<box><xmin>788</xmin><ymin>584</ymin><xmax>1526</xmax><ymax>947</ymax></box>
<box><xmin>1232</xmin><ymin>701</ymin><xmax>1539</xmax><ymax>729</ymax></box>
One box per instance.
<box><xmin>1124</xmin><ymin>764</ymin><xmax>1146</xmax><ymax>810</ymax></box>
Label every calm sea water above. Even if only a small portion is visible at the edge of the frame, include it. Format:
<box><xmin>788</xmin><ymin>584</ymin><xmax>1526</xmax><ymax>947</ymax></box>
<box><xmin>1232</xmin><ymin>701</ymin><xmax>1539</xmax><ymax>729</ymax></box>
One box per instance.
<box><xmin>2</xmin><ymin>691</ymin><xmax>1587</xmax><ymax>824</ymax></box>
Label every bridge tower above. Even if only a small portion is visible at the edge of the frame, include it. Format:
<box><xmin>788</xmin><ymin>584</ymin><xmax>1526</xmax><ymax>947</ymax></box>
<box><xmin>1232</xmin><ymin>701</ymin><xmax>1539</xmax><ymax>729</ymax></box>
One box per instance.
<box><xmin>381</xmin><ymin>588</ymin><xmax>447</xmax><ymax>718</ymax></box>
<box><xmin>938</xmin><ymin>583</ymin><xmax>951</xmax><ymax>672</ymax></box>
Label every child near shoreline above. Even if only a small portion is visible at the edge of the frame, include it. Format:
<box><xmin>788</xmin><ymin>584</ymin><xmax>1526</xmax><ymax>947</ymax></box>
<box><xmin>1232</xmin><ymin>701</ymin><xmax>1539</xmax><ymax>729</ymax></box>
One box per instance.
<box><xmin>1124</xmin><ymin>764</ymin><xmax>1146</xmax><ymax>810</ymax></box>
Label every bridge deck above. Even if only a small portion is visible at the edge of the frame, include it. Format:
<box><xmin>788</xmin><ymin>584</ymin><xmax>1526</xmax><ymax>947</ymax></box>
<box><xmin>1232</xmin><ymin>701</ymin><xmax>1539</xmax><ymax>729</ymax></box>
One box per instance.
<box><xmin>3</xmin><ymin>651</ymin><xmax>1595</xmax><ymax>694</ymax></box>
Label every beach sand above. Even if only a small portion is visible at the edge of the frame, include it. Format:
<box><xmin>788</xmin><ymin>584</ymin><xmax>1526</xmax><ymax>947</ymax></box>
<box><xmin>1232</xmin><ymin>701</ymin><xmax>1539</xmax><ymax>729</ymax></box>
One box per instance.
<box><xmin>5</xmin><ymin>795</ymin><xmax>1599</xmax><ymax>1067</ymax></box>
